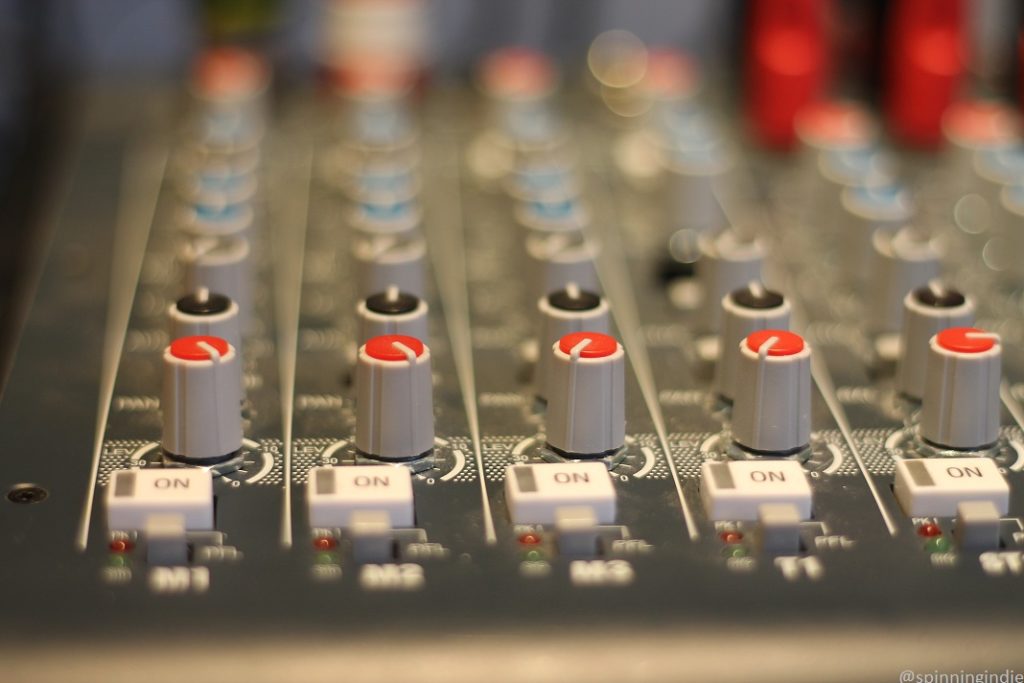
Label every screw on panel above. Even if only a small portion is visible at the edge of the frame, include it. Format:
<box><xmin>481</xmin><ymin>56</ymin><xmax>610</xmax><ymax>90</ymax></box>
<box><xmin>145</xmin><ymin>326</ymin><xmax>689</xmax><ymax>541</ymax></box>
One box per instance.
<box><xmin>6</xmin><ymin>484</ymin><xmax>48</xmax><ymax>504</ymax></box>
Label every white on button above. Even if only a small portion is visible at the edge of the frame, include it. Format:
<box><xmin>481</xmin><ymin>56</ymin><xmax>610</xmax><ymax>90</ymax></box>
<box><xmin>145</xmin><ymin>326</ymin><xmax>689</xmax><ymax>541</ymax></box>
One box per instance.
<box><xmin>106</xmin><ymin>468</ymin><xmax>214</xmax><ymax>531</ymax></box>
<box><xmin>893</xmin><ymin>457</ymin><xmax>1009</xmax><ymax>517</ymax></box>
<box><xmin>307</xmin><ymin>465</ymin><xmax>414</xmax><ymax>529</ymax></box>
<box><xmin>504</xmin><ymin>462</ymin><xmax>616</xmax><ymax>525</ymax></box>
<box><xmin>701</xmin><ymin>460</ymin><xmax>812</xmax><ymax>521</ymax></box>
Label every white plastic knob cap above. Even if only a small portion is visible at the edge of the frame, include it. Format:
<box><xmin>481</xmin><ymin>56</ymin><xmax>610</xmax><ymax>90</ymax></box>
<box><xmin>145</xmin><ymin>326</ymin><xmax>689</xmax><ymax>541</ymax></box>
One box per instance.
<box><xmin>840</xmin><ymin>184</ymin><xmax>914</xmax><ymax>281</ymax></box>
<box><xmin>535</xmin><ymin>284</ymin><xmax>610</xmax><ymax>401</ymax></box>
<box><xmin>350</xmin><ymin>201</ymin><xmax>422</xmax><ymax>237</ymax></box>
<box><xmin>663</xmin><ymin>142</ymin><xmax>733</xmax><ymax>233</ymax></box>
<box><xmin>168</xmin><ymin>288</ymin><xmax>242</xmax><ymax>353</ymax></box>
<box><xmin>352</xmin><ymin>235</ymin><xmax>426</xmax><ymax>299</ymax></box>
<box><xmin>356</xmin><ymin>335</ymin><xmax>434</xmax><ymax>460</ymax></box>
<box><xmin>356</xmin><ymin>286</ymin><xmax>429</xmax><ymax>346</ymax></box>
<box><xmin>732</xmin><ymin>330</ymin><xmax>811</xmax><ymax>454</ymax></box>
<box><xmin>162</xmin><ymin>335</ymin><xmax>243</xmax><ymax>462</ymax></box>
<box><xmin>546</xmin><ymin>332</ymin><xmax>625</xmax><ymax>457</ymax></box>
<box><xmin>920</xmin><ymin>327</ymin><xmax>1001</xmax><ymax>450</ymax></box>
<box><xmin>869</xmin><ymin>227</ymin><xmax>941</xmax><ymax>334</ymax></box>
<box><xmin>698</xmin><ymin>230</ymin><xmax>765</xmax><ymax>331</ymax></box>
<box><xmin>526</xmin><ymin>232</ymin><xmax>600</xmax><ymax>299</ymax></box>
<box><xmin>180</xmin><ymin>236</ymin><xmax>252</xmax><ymax>326</ymax></box>
<box><xmin>714</xmin><ymin>283</ymin><xmax>791</xmax><ymax>402</ymax></box>
<box><xmin>178</xmin><ymin>202</ymin><xmax>255</xmax><ymax>238</ymax></box>
<box><xmin>896</xmin><ymin>284</ymin><xmax>976</xmax><ymax>400</ymax></box>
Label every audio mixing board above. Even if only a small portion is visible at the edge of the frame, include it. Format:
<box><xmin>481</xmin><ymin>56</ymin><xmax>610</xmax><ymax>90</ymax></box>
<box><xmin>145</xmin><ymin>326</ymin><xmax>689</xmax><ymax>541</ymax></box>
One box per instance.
<box><xmin>3</xmin><ymin>9</ymin><xmax>1024</xmax><ymax>683</ymax></box>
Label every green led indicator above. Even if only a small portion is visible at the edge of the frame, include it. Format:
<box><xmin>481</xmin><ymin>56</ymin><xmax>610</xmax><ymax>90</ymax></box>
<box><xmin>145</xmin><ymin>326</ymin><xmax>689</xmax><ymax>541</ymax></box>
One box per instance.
<box><xmin>523</xmin><ymin>549</ymin><xmax>545</xmax><ymax>562</ymax></box>
<box><xmin>107</xmin><ymin>555</ymin><xmax>130</xmax><ymax>568</ymax></box>
<box><xmin>925</xmin><ymin>537</ymin><xmax>952</xmax><ymax>553</ymax></box>
<box><xmin>722</xmin><ymin>546</ymin><xmax>748</xmax><ymax>559</ymax></box>
<box><xmin>314</xmin><ymin>552</ymin><xmax>339</xmax><ymax>565</ymax></box>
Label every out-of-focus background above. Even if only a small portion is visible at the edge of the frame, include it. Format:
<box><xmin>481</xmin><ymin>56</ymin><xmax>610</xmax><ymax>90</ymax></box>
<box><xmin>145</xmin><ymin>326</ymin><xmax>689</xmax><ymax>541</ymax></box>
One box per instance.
<box><xmin>0</xmin><ymin>0</ymin><xmax>1021</xmax><ymax>347</ymax></box>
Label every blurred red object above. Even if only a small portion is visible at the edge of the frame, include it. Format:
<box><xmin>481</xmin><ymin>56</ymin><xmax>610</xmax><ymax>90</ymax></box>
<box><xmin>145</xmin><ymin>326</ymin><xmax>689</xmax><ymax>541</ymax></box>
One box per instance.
<box><xmin>745</xmin><ymin>0</ymin><xmax>833</xmax><ymax>149</ymax></box>
<box><xmin>884</xmin><ymin>0</ymin><xmax>968</xmax><ymax>148</ymax></box>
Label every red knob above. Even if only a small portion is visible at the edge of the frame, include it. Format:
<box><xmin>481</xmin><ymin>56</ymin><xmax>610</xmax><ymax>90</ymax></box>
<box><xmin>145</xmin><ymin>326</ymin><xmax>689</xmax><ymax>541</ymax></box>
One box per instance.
<box><xmin>884</xmin><ymin>0</ymin><xmax>968</xmax><ymax>147</ymax></box>
<box><xmin>745</xmin><ymin>0</ymin><xmax>833</xmax><ymax>149</ymax></box>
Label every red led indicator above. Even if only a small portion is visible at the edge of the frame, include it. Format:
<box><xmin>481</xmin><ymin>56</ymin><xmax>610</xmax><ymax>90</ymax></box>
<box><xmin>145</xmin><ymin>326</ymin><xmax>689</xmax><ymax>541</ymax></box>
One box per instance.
<box><xmin>935</xmin><ymin>327</ymin><xmax>996</xmax><ymax>354</ymax></box>
<box><xmin>108</xmin><ymin>539</ymin><xmax>134</xmax><ymax>553</ymax></box>
<box><xmin>312</xmin><ymin>537</ymin><xmax>337</xmax><ymax>551</ymax></box>
<box><xmin>558</xmin><ymin>331</ymin><xmax>618</xmax><ymax>358</ymax></box>
<box><xmin>518</xmin><ymin>532</ymin><xmax>542</xmax><ymax>546</ymax></box>
<box><xmin>169</xmin><ymin>335</ymin><xmax>231</xmax><ymax>361</ymax></box>
<box><xmin>746</xmin><ymin>329</ymin><xmax>805</xmax><ymax>356</ymax></box>
<box><xmin>719</xmin><ymin>531</ymin><xmax>744</xmax><ymax>544</ymax></box>
<box><xmin>365</xmin><ymin>334</ymin><xmax>425</xmax><ymax>361</ymax></box>
<box><xmin>917</xmin><ymin>523</ymin><xmax>942</xmax><ymax>538</ymax></box>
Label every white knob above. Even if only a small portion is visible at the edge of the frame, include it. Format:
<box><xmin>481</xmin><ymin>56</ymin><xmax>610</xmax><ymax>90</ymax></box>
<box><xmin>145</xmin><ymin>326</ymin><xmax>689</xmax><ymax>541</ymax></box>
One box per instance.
<box><xmin>352</xmin><ymin>234</ymin><xmax>426</xmax><ymax>299</ymax></box>
<box><xmin>920</xmin><ymin>327</ymin><xmax>1001</xmax><ymax>451</ymax></box>
<box><xmin>535</xmin><ymin>284</ymin><xmax>610</xmax><ymax>401</ymax></box>
<box><xmin>356</xmin><ymin>335</ymin><xmax>434</xmax><ymax>460</ymax></box>
<box><xmin>338</xmin><ymin>156</ymin><xmax>420</xmax><ymax>204</ymax></box>
<box><xmin>180</xmin><ymin>236</ymin><xmax>251</xmax><ymax>326</ymax></box>
<box><xmin>663</xmin><ymin>141</ymin><xmax>732</xmax><ymax>233</ymax></box>
<box><xmin>188</xmin><ymin>47</ymin><xmax>269</xmax><ymax>150</ymax></box>
<box><xmin>515</xmin><ymin>196</ymin><xmax>589</xmax><ymax>234</ymax></box>
<box><xmin>344</xmin><ymin>99</ymin><xmax>418</xmax><ymax>150</ymax></box>
<box><xmin>896</xmin><ymin>284</ymin><xmax>976</xmax><ymax>400</ymax></box>
<box><xmin>176</xmin><ymin>147</ymin><xmax>259</xmax><ymax>209</ymax></box>
<box><xmin>178</xmin><ymin>202</ymin><xmax>254</xmax><ymax>238</ymax></box>
<box><xmin>350</xmin><ymin>200</ymin><xmax>422</xmax><ymax>236</ymax></box>
<box><xmin>698</xmin><ymin>229</ymin><xmax>764</xmax><ymax>331</ymax></box>
<box><xmin>162</xmin><ymin>335</ymin><xmax>243</xmax><ymax>463</ymax></box>
<box><xmin>869</xmin><ymin>227</ymin><xmax>940</xmax><ymax>334</ymax></box>
<box><xmin>546</xmin><ymin>332</ymin><xmax>625</xmax><ymax>457</ymax></box>
<box><xmin>356</xmin><ymin>286</ymin><xmax>429</xmax><ymax>346</ymax></box>
<box><xmin>714</xmin><ymin>283</ymin><xmax>791</xmax><ymax>402</ymax></box>
<box><xmin>506</xmin><ymin>158</ymin><xmax>578</xmax><ymax>203</ymax></box>
<box><xmin>732</xmin><ymin>330</ymin><xmax>812</xmax><ymax>455</ymax></box>
<box><xmin>525</xmin><ymin>232</ymin><xmax>600</xmax><ymax>299</ymax></box>
<box><xmin>840</xmin><ymin>184</ymin><xmax>914</xmax><ymax>281</ymax></box>
<box><xmin>168</xmin><ymin>288</ymin><xmax>242</xmax><ymax>353</ymax></box>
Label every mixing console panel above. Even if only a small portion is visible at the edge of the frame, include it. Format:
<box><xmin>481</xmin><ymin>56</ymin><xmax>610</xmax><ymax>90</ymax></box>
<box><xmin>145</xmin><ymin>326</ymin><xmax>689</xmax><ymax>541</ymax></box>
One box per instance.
<box><xmin>3</xmin><ymin>12</ymin><xmax>1024</xmax><ymax>682</ymax></box>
